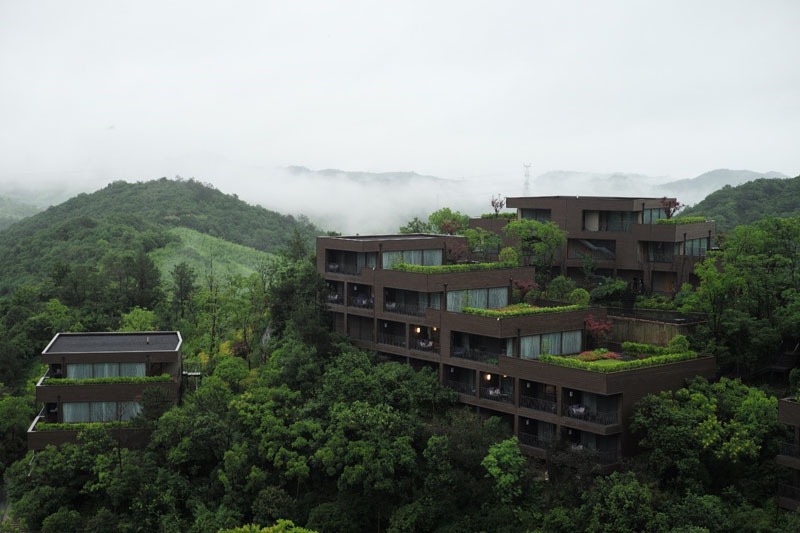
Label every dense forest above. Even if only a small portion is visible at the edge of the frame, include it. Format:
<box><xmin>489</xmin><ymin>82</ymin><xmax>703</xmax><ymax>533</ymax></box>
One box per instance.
<box><xmin>0</xmin><ymin>196</ymin><xmax>40</xmax><ymax>231</ymax></box>
<box><xmin>0</xmin><ymin>184</ymin><xmax>799</xmax><ymax>531</ymax></box>
<box><xmin>681</xmin><ymin>175</ymin><xmax>800</xmax><ymax>231</ymax></box>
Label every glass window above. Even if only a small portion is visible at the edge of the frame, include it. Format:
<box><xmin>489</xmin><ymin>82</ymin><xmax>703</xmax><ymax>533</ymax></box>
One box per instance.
<box><xmin>561</xmin><ymin>330</ymin><xmax>582</xmax><ymax>354</ymax></box>
<box><xmin>520</xmin><ymin>335</ymin><xmax>541</xmax><ymax>359</ymax></box>
<box><xmin>403</xmin><ymin>249</ymin><xmax>423</xmax><ymax>265</ymax></box>
<box><xmin>93</xmin><ymin>363</ymin><xmax>120</xmax><ymax>378</ymax></box>
<box><xmin>63</xmin><ymin>402</ymin><xmax>91</xmax><ymax>423</ymax></box>
<box><xmin>541</xmin><ymin>332</ymin><xmax>562</xmax><ymax>355</ymax></box>
<box><xmin>428</xmin><ymin>292</ymin><xmax>441</xmax><ymax>310</ymax></box>
<box><xmin>66</xmin><ymin>364</ymin><xmax>93</xmax><ymax>379</ymax></box>
<box><xmin>447</xmin><ymin>290</ymin><xmax>466</xmax><ymax>312</ymax></box>
<box><xmin>488</xmin><ymin>287</ymin><xmax>509</xmax><ymax>309</ymax></box>
<box><xmin>120</xmin><ymin>363</ymin><xmax>146</xmax><ymax>377</ymax></box>
<box><xmin>382</xmin><ymin>251</ymin><xmax>403</xmax><ymax>269</ymax></box>
<box><xmin>423</xmin><ymin>249</ymin><xmax>442</xmax><ymax>266</ymax></box>
<box><xmin>468</xmin><ymin>288</ymin><xmax>488</xmax><ymax>309</ymax></box>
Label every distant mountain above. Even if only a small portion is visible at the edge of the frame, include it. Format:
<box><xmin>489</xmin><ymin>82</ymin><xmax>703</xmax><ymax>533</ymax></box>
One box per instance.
<box><xmin>286</xmin><ymin>166</ymin><xmax>448</xmax><ymax>184</ymax></box>
<box><xmin>0</xmin><ymin>178</ymin><xmax>321</xmax><ymax>292</ymax></box>
<box><xmin>0</xmin><ymin>196</ymin><xmax>41</xmax><ymax>231</ymax></box>
<box><xmin>530</xmin><ymin>171</ymin><xmax>662</xmax><ymax>197</ymax></box>
<box><xmin>680</xmin><ymin>175</ymin><xmax>800</xmax><ymax>231</ymax></box>
<box><xmin>658</xmin><ymin>169</ymin><xmax>789</xmax><ymax>205</ymax></box>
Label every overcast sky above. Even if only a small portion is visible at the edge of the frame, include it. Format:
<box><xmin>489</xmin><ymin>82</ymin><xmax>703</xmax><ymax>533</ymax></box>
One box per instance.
<box><xmin>1</xmin><ymin>0</ymin><xmax>798</xmax><ymax>198</ymax></box>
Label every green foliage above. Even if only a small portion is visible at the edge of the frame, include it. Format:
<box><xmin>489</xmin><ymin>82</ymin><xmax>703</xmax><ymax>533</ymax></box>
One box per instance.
<box><xmin>634</xmin><ymin>293</ymin><xmax>677</xmax><ymax>310</ymax></box>
<box><xmin>391</xmin><ymin>261</ymin><xmax>518</xmax><ymax>273</ymax></box>
<box><xmin>36</xmin><ymin>421</ymin><xmax>133</xmax><ymax>431</ymax></box>
<box><xmin>427</xmin><ymin>207</ymin><xmax>469</xmax><ymax>235</ymax></box>
<box><xmin>43</xmin><ymin>374</ymin><xmax>171</xmax><ymax>386</ymax></box>
<box><xmin>654</xmin><ymin>216</ymin><xmax>707</xmax><ymax>225</ymax></box>
<box><xmin>0</xmin><ymin>195</ymin><xmax>40</xmax><ymax>231</ymax></box>
<box><xmin>668</xmin><ymin>334</ymin><xmax>691</xmax><ymax>352</ymax></box>
<box><xmin>118</xmin><ymin>306</ymin><xmax>157</xmax><ymax>331</ymax></box>
<box><xmin>545</xmin><ymin>275</ymin><xmax>576</xmax><ymax>300</ymax></box>
<box><xmin>462</xmin><ymin>303</ymin><xmax>585</xmax><ymax>318</ymax></box>
<box><xmin>502</xmin><ymin>218</ymin><xmax>566</xmax><ymax>285</ymax></box>
<box><xmin>568</xmin><ymin>288</ymin><xmax>590</xmax><ymax>306</ymax></box>
<box><xmin>621</xmin><ymin>341</ymin><xmax>669</xmax><ymax>355</ymax></box>
<box><xmin>680</xmin><ymin>175</ymin><xmax>800</xmax><ymax>231</ymax></box>
<box><xmin>462</xmin><ymin>227</ymin><xmax>502</xmax><ymax>260</ymax></box>
<box><xmin>481</xmin><ymin>436</ymin><xmax>526</xmax><ymax>505</ymax></box>
<box><xmin>498</xmin><ymin>246</ymin><xmax>519</xmax><ymax>264</ymax></box>
<box><xmin>589</xmin><ymin>277</ymin><xmax>628</xmax><ymax>303</ymax></box>
<box><xmin>220</xmin><ymin>520</ymin><xmax>317</xmax><ymax>532</ymax></box>
<box><xmin>539</xmin><ymin>351</ymin><xmax>699</xmax><ymax>373</ymax></box>
<box><xmin>581</xmin><ymin>471</ymin><xmax>663</xmax><ymax>533</ymax></box>
<box><xmin>480</xmin><ymin>212</ymin><xmax>516</xmax><ymax>219</ymax></box>
<box><xmin>0</xmin><ymin>391</ymin><xmax>35</xmax><ymax>476</ymax></box>
<box><xmin>214</xmin><ymin>357</ymin><xmax>251</xmax><ymax>392</ymax></box>
<box><xmin>397</xmin><ymin>216</ymin><xmax>431</xmax><ymax>234</ymax></box>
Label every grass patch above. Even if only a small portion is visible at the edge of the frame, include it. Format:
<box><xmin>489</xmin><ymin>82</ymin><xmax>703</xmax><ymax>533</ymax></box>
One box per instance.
<box><xmin>655</xmin><ymin>216</ymin><xmax>706</xmax><ymax>225</ymax></box>
<box><xmin>391</xmin><ymin>261</ymin><xmax>518</xmax><ymax>274</ymax></box>
<box><xmin>539</xmin><ymin>351</ymin><xmax>699</xmax><ymax>373</ymax></box>
<box><xmin>44</xmin><ymin>374</ymin><xmax>172</xmax><ymax>386</ymax></box>
<box><xmin>462</xmin><ymin>303</ymin><xmax>586</xmax><ymax>318</ymax></box>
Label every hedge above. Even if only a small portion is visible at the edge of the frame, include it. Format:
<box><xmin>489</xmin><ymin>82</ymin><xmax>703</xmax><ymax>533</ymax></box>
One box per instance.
<box><xmin>655</xmin><ymin>216</ymin><xmax>706</xmax><ymax>225</ymax></box>
<box><xmin>462</xmin><ymin>304</ymin><xmax>586</xmax><ymax>318</ymax></box>
<box><xmin>480</xmin><ymin>213</ymin><xmax>516</xmax><ymax>219</ymax></box>
<box><xmin>44</xmin><ymin>374</ymin><xmax>172</xmax><ymax>386</ymax></box>
<box><xmin>392</xmin><ymin>262</ymin><xmax>518</xmax><ymax>274</ymax></box>
<box><xmin>36</xmin><ymin>421</ymin><xmax>134</xmax><ymax>431</ymax></box>
<box><xmin>620</xmin><ymin>342</ymin><xmax>669</xmax><ymax>355</ymax></box>
<box><xmin>539</xmin><ymin>351</ymin><xmax>698</xmax><ymax>373</ymax></box>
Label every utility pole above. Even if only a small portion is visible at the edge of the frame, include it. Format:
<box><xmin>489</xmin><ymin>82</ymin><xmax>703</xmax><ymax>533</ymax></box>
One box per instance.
<box><xmin>523</xmin><ymin>163</ymin><xmax>531</xmax><ymax>196</ymax></box>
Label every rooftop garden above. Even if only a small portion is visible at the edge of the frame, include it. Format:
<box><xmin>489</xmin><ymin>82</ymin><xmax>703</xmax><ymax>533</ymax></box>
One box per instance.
<box><xmin>538</xmin><ymin>336</ymin><xmax>701</xmax><ymax>373</ymax></box>
<box><xmin>43</xmin><ymin>374</ymin><xmax>172</xmax><ymax>386</ymax></box>
<box><xmin>462</xmin><ymin>302</ymin><xmax>586</xmax><ymax>318</ymax></box>
<box><xmin>479</xmin><ymin>212</ymin><xmax>516</xmax><ymax>219</ymax></box>
<box><xmin>391</xmin><ymin>261</ymin><xmax>518</xmax><ymax>274</ymax></box>
<box><xmin>655</xmin><ymin>216</ymin><xmax>707</xmax><ymax>225</ymax></box>
<box><xmin>34</xmin><ymin>421</ymin><xmax>135</xmax><ymax>431</ymax></box>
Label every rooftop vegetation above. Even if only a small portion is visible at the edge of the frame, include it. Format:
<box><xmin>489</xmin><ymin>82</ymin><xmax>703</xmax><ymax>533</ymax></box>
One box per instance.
<box><xmin>391</xmin><ymin>261</ymin><xmax>518</xmax><ymax>274</ymax></box>
<box><xmin>655</xmin><ymin>216</ymin><xmax>707</xmax><ymax>225</ymax></box>
<box><xmin>34</xmin><ymin>421</ymin><xmax>135</xmax><ymax>431</ymax></box>
<box><xmin>479</xmin><ymin>212</ymin><xmax>516</xmax><ymax>219</ymax></box>
<box><xmin>539</xmin><ymin>350</ymin><xmax>699</xmax><ymax>373</ymax></box>
<box><xmin>43</xmin><ymin>374</ymin><xmax>172</xmax><ymax>386</ymax></box>
<box><xmin>462</xmin><ymin>302</ymin><xmax>586</xmax><ymax>318</ymax></box>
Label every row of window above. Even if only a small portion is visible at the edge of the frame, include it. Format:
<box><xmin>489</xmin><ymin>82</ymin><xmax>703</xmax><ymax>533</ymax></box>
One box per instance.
<box><xmin>66</xmin><ymin>362</ymin><xmax>146</xmax><ymax>379</ymax></box>
<box><xmin>382</xmin><ymin>249</ymin><xmax>443</xmax><ymax>269</ymax></box>
<box><xmin>446</xmin><ymin>287</ymin><xmax>508</xmax><ymax>312</ymax></box>
<box><xmin>62</xmin><ymin>401</ymin><xmax>142</xmax><ymax>423</ymax></box>
<box><xmin>511</xmin><ymin>330</ymin><xmax>583</xmax><ymax>358</ymax></box>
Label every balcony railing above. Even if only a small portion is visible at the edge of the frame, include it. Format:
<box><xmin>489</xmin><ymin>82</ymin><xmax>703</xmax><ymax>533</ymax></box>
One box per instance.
<box><xmin>647</xmin><ymin>253</ymin><xmax>674</xmax><ymax>263</ymax></box>
<box><xmin>519</xmin><ymin>396</ymin><xmax>557</xmax><ymax>414</ymax></box>
<box><xmin>348</xmin><ymin>296</ymin><xmax>374</xmax><ymax>309</ymax></box>
<box><xmin>451</xmin><ymin>347</ymin><xmax>502</xmax><ymax>364</ymax></box>
<box><xmin>410</xmin><ymin>340</ymin><xmax>439</xmax><ymax>354</ymax></box>
<box><xmin>779</xmin><ymin>483</ymin><xmax>800</xmax><ymax>501</ymax></box>
<box><xmin>383</xmin><ymin>302</ymin><xmax>426</xmax><ymax>317</ymax></box>
<box><xmin>327</xmin><ymin>263</ymin><xmax>360</xmax><ymax>276</ymax></box>
<box><xmin>446</xmin><ymin>380</ymin><xmax>475</xmax><ymax>396</ymax></box>
<box><xmin>518</xmin><ymin>432</ymin><xmax>554</xmax><ymax>450</ymax></box>
<box><xmin>327</xmin><ymin>293</ymin><xmax>344</xmax><ymax>305</ymax></box>
<box><xmin>480</xmin><ymin>386</ymin><xmax>513</xmax><ymax>404</ymax></box>
<box><xmin>377</xmin><ymin>333</ymin><xmax>406</xmax><ymax>348</ymax></box>
<box><xmin>564</xmin><ymin>405</ymin><xmax>619</xmax><ymax>425</ymax></box>
<box><xmin>779</xmin><ymin>441</ymin><xmax>800</xmax><ymax>458</ymax></box>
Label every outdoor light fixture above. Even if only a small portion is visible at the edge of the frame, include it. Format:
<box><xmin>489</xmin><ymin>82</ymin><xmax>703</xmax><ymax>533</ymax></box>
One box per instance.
<box><xmin>415</xmin><ymin>327</ymin><xmax>421</xmax><ymax>333</ymax></box>
<box><xmin>432</xmin><ymin>327</ymin><xmax>437</xmax><ymax>332</ymax></box>
<box><xmin>485</xmin><ymin>374</ymin><xmax>492</xmax><ymax>381</ymax></box>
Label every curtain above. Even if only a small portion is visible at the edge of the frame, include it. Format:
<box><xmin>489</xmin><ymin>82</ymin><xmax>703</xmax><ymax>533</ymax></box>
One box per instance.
<box><xmin>428</xmin><ymin>292</ymin><xmax>441</xmax><ymax>310</ymax></box>
<box><xmin>506</xmin><ymin>338</ymin><xmax>514</xmax><ymax>357</ymax></box>
<box><xmin>488</xmin><ymin>287</ymin><xmax>508</xmax><ymax>309</ymax></box>
<box><xmin>468</xmin><ymin>288</ymin><xmax>488</xmax><ymax>309</ymax></box>
<box><xmin>403</xmin><ymin>249</ymin><xmax>423</xmax><ymax>265</ymax></box>
<box><xmin>356</xmin><ymin>253</ymin><xmax>366</xmax><ymax>271</ymax></box>
<box><xmin>561</xmin><ymin>330</ymin><xmax>582</xmax><ymax>355</ymax></box>
<box><xmin>120</xmin><ymin>363</ymin><xmax>146</xmax><ymax>377</ymax></box>
<box><xmin>423</xmin><ymin>249</ymin><xmax>442</xmax><ymax>266</ymax></box>
<box><xmin>541</xmin><ymin>332</ymin><xmax>562</xmax><ymax>355</ymax></box>
<box><xmin>66</xmin><ymin>364</ymin><xmax>92</xmax><ymax>379</ymax></box>
<box><xmin>91</xmin><ymin>401</ymin><xmax>118</xmax><ymax>422</ymax></box>
<box><xmin>93</xmin><ymin>362</ymin><xmax>120</xmax><ymax>378</ymax></box>
<box><xmin>583</xmin><ymin>392</ymin><xmax>597</xmax><ymax>413</ymax></box>
<box><xmin>538</xmin><ymin>422</ymin><xmax>555</xmax><ymax>440</ymax></box>
<box><xmin>520</xmin><ymin>335</ymin><xmax>540</xmax><ymax>360</ymax></box>
<box><xmin>382</xmin><ymin>251</ymin><xmax>403</xmax><ymax>269</ymax></box>
<box><xmin>365</xmin><ymin>252</ymin><xmax>377</xmax><ymax>268</ymax></box>
<box><xmin>447</xmin><ymin>290</ymin><xmax>465</xmax><ymax>312</ymax></box>
<box><xmin>63</xmin><ymin>402</ymin><xmax>91</xmax><ymax>423</ymax></box>
<box><xmin>119</xmin><ymin>402</ymin><xmax>142</xmax><ymax>421</ymax></box>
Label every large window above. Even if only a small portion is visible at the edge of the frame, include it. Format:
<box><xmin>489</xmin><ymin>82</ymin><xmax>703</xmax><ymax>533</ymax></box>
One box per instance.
<box><xmin>382</xmin><ymin>249</ymin><xmax>442</xmax><ymax>269</ymax></box>
<box><xmin>683</xmin><ymin>237</ymin><xmax>708</xmax><ymax>257</ymax></box>
<box><xmin>66</xmin><ymin>362</ymin><xmax>146</xmax><ymax>379</ymax></box>
<box><xmin>642</xmin><ymin>208</ymin><xmax>666</xmax><ymax>224</ymax></box>
<box><xmin>446</xmin><ymin>287</ymin><xmax>508</xmax><ymax>312</ymax></box>
<box><xmin>520</xmin><ymin>208</ymin><xmax>551</xmax><ymax>222</ymax></box>
<box><xmin>62</xmin><ymin>401</ymin><xmax>142</xmax><ymax>423</ymax></box>
<box><xmin>519</xmin><ymin>330</ymin><xmax>582</xmax><ymax>358</ymax></box>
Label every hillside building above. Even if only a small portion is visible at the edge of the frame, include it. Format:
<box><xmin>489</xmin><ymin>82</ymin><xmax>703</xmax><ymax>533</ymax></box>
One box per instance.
<box><xmin>28</xmin><ymin>331</ymin><xmax>182</xmax><ymax>450</ymax></box>
<box><xmin>777</xmin><ymin>397</ymin><xmax>800</xmax><ymax>509</ymax></box>
<box><xmin>317</xmin><ymin>233</ymin><xmax>715</xmax><ymax>465</ymax></box>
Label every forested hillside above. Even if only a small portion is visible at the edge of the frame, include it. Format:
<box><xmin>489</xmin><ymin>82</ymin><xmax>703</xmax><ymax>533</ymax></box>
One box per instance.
<box><xmin>0</xmin><ymin>196</ymin><xmax>40</xmax><ymax>231</ymax></box>
<box><xmin>0</xmin><ymin>178</ymin><xmax>320</xmax><ymax>292</ymax></box>
<box><xmin>681</xmin><ymin>175</ymin><xmax>800</xmax><ymax>231</ymax></box>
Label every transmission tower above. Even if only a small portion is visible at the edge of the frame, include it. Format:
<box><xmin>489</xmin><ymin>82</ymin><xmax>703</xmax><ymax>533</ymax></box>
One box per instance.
<box><xmin>523</xmin><ymin>163</ymin><xmax>531</xmax><ymax>196</ymax></box>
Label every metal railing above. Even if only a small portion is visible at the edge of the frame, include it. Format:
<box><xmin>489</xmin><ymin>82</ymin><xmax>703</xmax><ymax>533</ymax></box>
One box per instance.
<box><xmin>518</xmin><ymin>432</ymin><xmax>554</xmax><ymax>450</ymax></box>
<box><xmin>383</xmin><ymin>302</ymin><xmax>426</xmax><ymax>317</ymax></box>
<box><xmin>564</xmin><ymin>406</ymin><xmax>620</xmax><ymax>425</ymax></box>
<box><xmin>327</xmin><ymin>293</ymin><xmax>344</xmax><ymax>304</ymax></box>
<box><xmin>377</xmin><ymin>333</ymin><xmax>406</xmax><ymax>348</ymax></box>
<box><xmin>480</xmin><ymin>386</ymin><xmax>514</xmax><ymax>404</ymax></box>
<box><xmin>779</xmin><ymin>483</ymin><xmax>800</xmax><ymax>501</ymax></box>
<box><xmin>519</xmin><ymin>396</ymin><xmax>557</xmax><ymax>414</ymax></box>
<box><xmin>779</xmin><ymin>441</ymin><xmax>800</xmax><ymax>458</ymax></box>
<box><xmin>326</xmin><ymin>263</ymin><xmax>360</xmax><ymax>276</ymax></box>
<box><xmin>451</xmin><ymin>347</ymin><xmax>502</xmax><ymax>364</ymax></box>
<box><xmin>446</xmin><ymin>380</ymin><xmax>475</xmax><ymax>396</ymax></box>
<box><xmin>410</xmin><ymin>340</ymin><xmax>439</xmax><ymax>354</ymax></box>
<box><xmin>647</xmin><ymin>253</ymin><xmax>674</xmax><ymax>263</ymax></box>
<box><xmin>606</xmin><ymin>307</ymin><xmax>707</xmax><ymax>324</ymax></box>
<box><xmin>348</xmin><ymin>296</ymin><xmax>374</xmax><ymax>309</ymax></box>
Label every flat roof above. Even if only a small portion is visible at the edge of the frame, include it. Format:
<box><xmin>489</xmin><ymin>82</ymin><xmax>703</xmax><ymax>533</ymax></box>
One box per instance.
<box><xmin>506</xmin><ymin>195</ymin><xmax>672</xmax><ymax>201</ymax></box>
<box><xmin>322</xmin><ymin>233</ymin><xmax>454</xmax><ymax>242</ymax></box>
<box><xmin>44</xmin><ymin>332</ymin><xmax>182</xmax><ymax>354</ymax></box>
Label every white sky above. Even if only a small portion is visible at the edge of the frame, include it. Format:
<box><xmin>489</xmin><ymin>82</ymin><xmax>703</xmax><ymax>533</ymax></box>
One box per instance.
<box><xmin>1</xmin><ymin>0</ymin><xmax>798</xmax><ymax>201</ymax></box>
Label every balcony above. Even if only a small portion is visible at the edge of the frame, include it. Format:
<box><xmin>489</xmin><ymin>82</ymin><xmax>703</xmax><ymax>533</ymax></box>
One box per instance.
<box><xmin>384</xmin><ymin>302</ymin><xmax>426</xmax><ymax>317</ymax></box>
<box><xmin>518</xmin><ymin>432</ymin><xmax>554</xmax><ymax>450</ymax></box>
<box><xmin>377</xmin><ymin>333</ymin><xmax>406</xmax><ymax>348</ymax></box>
<box><xmin>27</xmin><ymin>414</ymin><xmax>153</xmax><ymax>450</ymax></box>
<box><xmin>451</xmin><ymin>347</ymin><xmax>502</xmax><ymax>365</ymax></box>
<box><xmin>36</xmin><ymin>370</ymin><xmax>180</xmax><ymax>403</ymax></box>
<box><xmin>777</xmin><ymin>441</ymin><xmax>800</xmax><ymax>470</ymax></box>
<box><xmin>519</xmin><ymin>395</ymin><xmax>557</xmax><ymax>414</ymax></box>
<box><xmin>348</xmin><ymin>295</ymin><xmax>374</xmax><ymax>309</ymax></box>
<box><xmin>326</xmin><ymin>262</ymin><xmax>361</xmax><ymax>276</ymax></box>
<box><xmin>446</xmin><ymin>380</ymin><xmax>475</xmax><ymax>396</ymax></box>
<box><xmin>479</xmin><ymin>386</ymin><xmax>513</xmax><ymax>405</ymax></box>
<box><xmin>564</xmin><ymin>405</ymin><xmax>619</xmax><ymax>426</ymax></box>
<box><xmin>326</xmin><ymin>293</ymin><xmax>344</xmax><ymax>305</ymax></box>
<box><xmin>779</xmin><ymin>398</ymin><xmax>800</xmax><ymax>427</ymax></box>
<box><xmin>410</xmin><ymin>339</ymin><xmax>439</xmax><ymax>354</ymax></box>
<box><xmin>778</xmin><ymin>483</ymin><xmax>800</xmax><ymax>510</ymax></box>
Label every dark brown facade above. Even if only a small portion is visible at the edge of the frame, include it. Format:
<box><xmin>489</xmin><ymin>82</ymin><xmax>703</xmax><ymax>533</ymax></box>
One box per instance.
<box><xmin>318</xmin><ymin>234</ymin><xmax>716</xmax><ymax>464</ymax></box>
<box><xmin>480</xmin><ymin>196</ymin><xmax>718</xmax><ymax>293</ymax></box>
<box><xmin>28</xmin><ymin>331</ymin><xmax>183</xmax><ymax>450</ymax></box>
<box><xmin>777</xmin><ymin>398</ymin><xmax>800</xmax><ymax>509</ymax></box>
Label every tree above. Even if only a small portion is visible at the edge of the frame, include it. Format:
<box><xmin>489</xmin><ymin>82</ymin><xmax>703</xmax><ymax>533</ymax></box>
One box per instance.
<box><xmin>660</xmin><ymin>197</ymin><xmax>683</xmax><ymax>219</ymax></box>
<box><xmin>118</xmin><ymin>306</ymin><xmax>157</xmax><ymax>331</ymax></box>
<box><xmin>481</xmin><ymin>436</ymin><xmax>526</xmax><ymax>505</ymax></box>
<box><xmin>125</xmin><ymin>248</ymin><xmax>163</xmax><ymax>309</ymax></box>
<box><xmin>502</xmin><ymin>219</ymin><xmax>566</xmax><ymax>286</ymax></box>
<box><xmin>491</xmin><ymin>195</ymin><xmax>505</xmax><ymax>216</ymax></box>
<box><xmin>580</xmin><ymin>472</ymin><xmax>663</xmax><ymax>533</ymax></box>
<box><xmin>282</xmin><ymin>227</ymin><xmax>311</xmax><ymax>262</ymax></box>
<box><xmin>427</xmin><ymin>207</ymin><xmax>469</xmax><ymax>235</ymax></box>
<box><xmin>463</xmin><ymin>228</ymin><xmax>502</xmax><ymax>261</ymax></box>
<box><xmin>398</xmin><ymin>217</ymin><xmax>432</xmax><ymax>234</ymax></box>
<box><xmin>170</xmin><ymin>261</ymin><xmax>197</xmax><ymax>320</ymax></box>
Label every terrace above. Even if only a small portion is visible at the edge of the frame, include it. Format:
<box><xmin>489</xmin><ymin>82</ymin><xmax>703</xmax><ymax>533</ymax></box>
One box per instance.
<box><xmin>538</xmin><ymin>345</ymin><xmax>702</xmax><ymax>373</ymax></box>
<box><xmin>451</xmin><ymin>332</ymin><xmax>507</xmax><ymax>364</ymax></box>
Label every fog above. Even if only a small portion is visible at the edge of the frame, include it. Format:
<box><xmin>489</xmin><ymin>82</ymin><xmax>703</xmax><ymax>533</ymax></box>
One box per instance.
<box><xmin>1</xmin><ymin>1</ymin><xmax>799</xmax><ymax>233</ymax></box>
